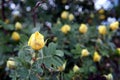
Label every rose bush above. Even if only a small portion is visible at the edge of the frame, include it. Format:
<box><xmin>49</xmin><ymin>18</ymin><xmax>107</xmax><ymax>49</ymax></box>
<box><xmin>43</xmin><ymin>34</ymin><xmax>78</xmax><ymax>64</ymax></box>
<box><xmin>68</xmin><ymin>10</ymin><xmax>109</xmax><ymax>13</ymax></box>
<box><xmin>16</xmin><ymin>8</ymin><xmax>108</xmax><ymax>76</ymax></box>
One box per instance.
<box><xmin>0</xmin><ymin>0</ymin><xmax>120</xmax><ymax>80</ymax></box>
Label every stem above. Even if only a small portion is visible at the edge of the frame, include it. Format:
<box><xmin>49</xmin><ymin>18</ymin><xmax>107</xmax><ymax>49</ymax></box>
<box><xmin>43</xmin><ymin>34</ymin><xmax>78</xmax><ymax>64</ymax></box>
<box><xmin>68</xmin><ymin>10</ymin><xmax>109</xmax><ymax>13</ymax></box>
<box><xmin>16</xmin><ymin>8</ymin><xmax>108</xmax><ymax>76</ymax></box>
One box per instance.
<box><xmin>26</xmin><ymin>50</ymin><xmax>39</xmax><ymax>80</ymax></box>
<box><xmin>32</xmin><ymin>0</ymin><xmax>46</xmax><ymax>27</ymax></box>
<box><xmin>35</xmin><ymin>50</ymin><xmax>39</xmax><ymax>59</ymax></box>
<box><xmin>14</xmin><ymin>70</ymin><xmax>17</xmax><ymax>80</ymax></box>
<box><xmin>26</xmin><ymin>63</ymin><xmax>33</xmax><ymax>80</ymax></box>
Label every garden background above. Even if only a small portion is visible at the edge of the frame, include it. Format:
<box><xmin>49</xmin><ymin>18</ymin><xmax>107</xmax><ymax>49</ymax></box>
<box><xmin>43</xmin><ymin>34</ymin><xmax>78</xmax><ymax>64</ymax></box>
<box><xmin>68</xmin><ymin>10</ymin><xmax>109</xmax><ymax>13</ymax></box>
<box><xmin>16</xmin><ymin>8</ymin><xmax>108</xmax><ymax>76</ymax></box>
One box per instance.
<box><xmin>0</xmin><ymin>0</ymin><xmax>120</xmax><ymax>80</ymax></box>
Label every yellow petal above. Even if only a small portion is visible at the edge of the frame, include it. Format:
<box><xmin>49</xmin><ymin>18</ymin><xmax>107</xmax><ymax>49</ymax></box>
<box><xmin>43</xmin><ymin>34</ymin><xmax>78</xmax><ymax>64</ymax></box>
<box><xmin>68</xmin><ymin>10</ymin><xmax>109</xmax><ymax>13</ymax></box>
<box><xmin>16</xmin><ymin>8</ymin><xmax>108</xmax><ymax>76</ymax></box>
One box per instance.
<box><xmin>11</xmin><ymin>32</ymin><xmax>20</xmax><ymax>41</ymax></box>
<box><xmin>93</xmin><ymin>51</ymin><xmax>101</xmax><ymax>62</ymax></box>
<box><xmin>61</xmin><ymin>24</ymin><xmax>71</xmax><ymax>34</ymax></box>
<box><xmin>73</xmin><ymin>65</ymin><xmax>80</xmax><ymax>73</ymax></box>
<box><xmin>7</xmin><ymin>60</ymin><xmax>16</xmax><ymax>69</ymax></box>
<box><xmin>98</xmin><ymin>25</ymin><xmax>107</xmax><ymax>35</ymax></box>
<box><xmin>79</xmin><ymin>24</ymin><xmax>88</xmax><ymax>34</ymax></box>
<box><xmin>15</xmin><ymin>22</ymin><xmax>22</xmax><ymax>30</ymax></box>
<box><xmin>81</xmin><ymin>49</ymin><xmax>89</xmax><ymax>57</ymax></box>
<box><xmin>28</xmin><ymin>31</ymin><xmax>45</xmax><ymax>50</ymax></box>
<box><xmin>61</xmin><ymin>11</ymin><xmax>69</xmax><ymax>19</ymax></box>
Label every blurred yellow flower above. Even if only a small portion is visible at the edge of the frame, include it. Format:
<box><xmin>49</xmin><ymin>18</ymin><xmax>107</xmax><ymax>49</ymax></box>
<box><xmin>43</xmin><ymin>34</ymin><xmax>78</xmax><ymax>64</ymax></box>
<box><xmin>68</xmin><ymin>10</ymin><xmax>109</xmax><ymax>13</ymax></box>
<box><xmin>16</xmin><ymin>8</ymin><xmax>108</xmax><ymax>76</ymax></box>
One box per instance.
<box><xmin>79</xmin><ymin>24</ymin><xmax>88</xmax><ymax>34</ymax></box>
<box><xmin>15</xmin><ymin>22</ymin><xmax>22</xmax><ymax>30</ymax></box>
<box><xmin>73</xmin><ymin>65</ymin><xmax>80</xmax><ymax>73</ymax></box>
<box><xmin>104</xmin><ymin>73</ymin><xmax>113</xmax><ymax>80</ymax></box>
<box><xmin>110</xmin><ymin>21</ymin><xmax>119</xmax><ymax>31</ymax></box>
<box><xmin>99</xmin><ymin>15</ymin><xmax>105</xmax><ymax>20</ymax></box>
<box><xmin>81</xmin><ymin>49</ymin><xmax>89</xmax><ymax>57</ymax></box>
<box><xmin>7</xmin><ymin>60</ymin><xmax>16</xmax><ymax>69</ymax></box>
<box><xmin>57</xmin><ymin>19</ymin><xmax>61</xmax><ymax>24</ymax></box>
<box><xmin>61</xmin><ymin>11</ymin><xmax>69</xmax><ymax>19</ymax></box>
<box><xmin>58</xmin><ymin>62</ymin><xmax>66</xmax><ymax>71</ymax></box>
<box><xmin>53</xmin><ymin>37</ymin><xmax>58</xmax><ymax>42</ymax></box>
<box><xmin>97</xmin><ymin>38</ymin><xmax>102</xmax><ymax>44</ymax></box>
<box><xmin>93</xmin><ymin>51</ymin><xmax>101</xmax><ymax>62</ymax></box>
<box><xmin>117</xmin><ymin>48</ymin><xmax>120</xmax><ymax>54</ymax></box>
<box><xmin>11</xmin><ymin>32</ymin><xmax>20</xmax><ymax>41</ymax></box>
<box><xmin>90</xmin><ymin>13</ymin><xmax>94</xmax><ymax>18</ymax></box>
<box><xmin>61</xmin><ymin>24</ymin><xmax>71</xmax><ymax>34</ymax></box>
<box><xmin>98</xmin><ymin>9</ymin><xmax>105</xmax><ymax>14</ymax></box>
<box><xmin>98</xmin><ymin>25</ymin><xmax>107</xmax><ymax>35</ymax></box>
<box><xmin>68</xmin><ymin>13</ymin><xmax>74</xmax><ymax>21</ymax></box>
<box><xmin>28</xmin><ymin>31</ymin><xmax>45</xmax><ymax>50</ymax></box>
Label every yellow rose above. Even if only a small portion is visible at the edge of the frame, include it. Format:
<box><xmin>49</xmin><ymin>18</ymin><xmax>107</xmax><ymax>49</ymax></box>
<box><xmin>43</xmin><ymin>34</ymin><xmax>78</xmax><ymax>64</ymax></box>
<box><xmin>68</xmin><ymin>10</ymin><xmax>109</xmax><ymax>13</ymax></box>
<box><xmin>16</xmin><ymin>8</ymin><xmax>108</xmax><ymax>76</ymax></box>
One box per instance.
<box><xmin>93</xmin><ymin>51</ymin><xmax>101</xmax><ymax>62</ymax></box>
<box><xmin>73</xmin><ymin>65</ymin><xmax>80</xmax><ymax>73</ymax></box>
<box><xmin>11</xmin><ymin>32</ymin><xmax>20</xmax><ymax>41</ymax></box>
<box><xmin>15</xmin><ymin>22</ymin><xmax>22</xmax><ymax>30</ymax></box>
<box><xmin>61</xmin><ymin>11</ymin><xmax>69</xmax><ymax>19</ymax></box>
<box><xmin>79</xmin><ymin>24</ymin><xmax>88</xmax><ymax>34</ymax></box>
<box><xmin>81</xmin><ymin>49</ymin><xmax>89</xmax><ymax>57</ymax></box>
<box><xmin>57</xmin><ymin>19</ymin><xmax>61</xmax><ymax>24</ymax></box>
<box><xmin>104</xmin><ymin>73</ymin><xmax>113</xmax><ymax>80</ymax></box>
<box><xmin>117</xmin><ymin>48</ymin><xmax>120</xmax><ymax>54</ymax></box>
<box><xmin>28</xmin><ymin>31</ymin><xmax>45</xmax><ymax>50</ymax></box>
<box><xmin>99</xmin><ymin>15</ymin><xmax>105</xmax><ymax>20</ymax></box>
<box><xmin>61</xmin><ymin>24</ymin><xmax>71</xmax><ymax>34</ymax></box>
<box><xmin>90</xmin><ymin>13</ymin><xmax>94</xmax><ymax>18</ymax></box>
<box><xmin>98</xmin><ymin>25</ymin><xmax>107</xmax><ymax>35</ymax></box>
<box><xmin>68</xmin><ymin>13</ymin><xmax>74</xmax><ymax>21</ymax></box>
<box><xmin>97</xmin><ymin>38</ymin><xmax>102</xmax><ymax>44</ymax></box>
<box><xmin>110</xmin><ymin>21</ymin><xmax>119</xmax><ymax>31</ymax></box>
<box><xmin>98</xmin><ymin>9</ymin><xmax>105</xmax><ymax>14</ymax></box>
<box><xmin>7</xmin><ymin>60</ymin><xmax>16</xmax><ymax>69</ymax></box>
<box><xmin>58</xmin><ymin>62</ymin><xmax>66</xmax><ymax>71</ymax></box>
<box><xmin>53</xmin><ymin>37</ymin><xmax>58</xmax><ymax>42</ymax></box>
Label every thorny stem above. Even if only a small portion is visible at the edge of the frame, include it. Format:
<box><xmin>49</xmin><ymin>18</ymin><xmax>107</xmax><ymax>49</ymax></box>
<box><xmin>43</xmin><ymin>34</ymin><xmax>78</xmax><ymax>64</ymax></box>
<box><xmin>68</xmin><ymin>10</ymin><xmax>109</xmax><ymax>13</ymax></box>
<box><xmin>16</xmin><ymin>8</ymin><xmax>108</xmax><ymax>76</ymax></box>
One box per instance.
<box><xmin>32</xmin><ymin>0</ymin><xmax>46</xmax><ymax>27</ymax></box>
<box><xmin>13</xmin><ymin>70</ymin><xmax>17</xmax><ymax>80</ymax></box>
<box><xmin>27</xmin><ymin>50</ymin><xmax>39</xmax><ymax>80</ymax></box>
<box><xmin>35</xmin><ymin>50</ymin><xmax>39</xmax><ymax>59</ymax></box>
<box><xmin>26</xmin><ymin>62</ymin><xmax>33</xmax><ymax>80</ymax></box>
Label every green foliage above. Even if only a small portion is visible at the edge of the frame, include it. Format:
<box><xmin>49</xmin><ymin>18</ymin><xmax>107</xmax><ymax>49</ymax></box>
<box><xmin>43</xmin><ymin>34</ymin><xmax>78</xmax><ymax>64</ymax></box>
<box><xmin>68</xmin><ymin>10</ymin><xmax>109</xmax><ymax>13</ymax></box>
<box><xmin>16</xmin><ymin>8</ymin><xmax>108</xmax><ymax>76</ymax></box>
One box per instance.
<box><xmin>9</xmin><ymin>42</ymin><xmax>64</xmax><ymax>80</ymax></box>
<box><xmin>0</xmin><ymin>0</ymin><xmax>120</xmax><ymax>80</ymax></box>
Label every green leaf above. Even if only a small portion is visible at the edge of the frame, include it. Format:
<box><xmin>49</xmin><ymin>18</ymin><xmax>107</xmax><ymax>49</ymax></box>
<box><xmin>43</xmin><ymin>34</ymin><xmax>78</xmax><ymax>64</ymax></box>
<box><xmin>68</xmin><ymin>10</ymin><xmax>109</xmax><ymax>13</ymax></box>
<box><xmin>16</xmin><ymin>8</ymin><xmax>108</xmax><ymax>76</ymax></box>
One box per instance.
<box><xmin>42</xmin><ymin>56</ymin><xmax>52</xmax><ymax>68</ymax></box>
<box><xmin>17</xmin><ymin>68</ymin><xmax>29</xmax><ymax>79</ymax></box>
<box><xmin>48</xmin><ymin>42</ymin><xmax>57</xmax><ymax>55</ymax></box>
<box><xmin>31</xmin><ymin>25</ymin><xmax>41</xmax><ymax>33</ymax></box>
<box><xmin>53</xmin><ymin>56</ymin><xmax>63</xmax><ymax>66</ymax></box>
<box><xmin>2</xmin><ymin>24</ymin><xmax>14</xmax><ymax>30</ymax></box>
<box><xmin>55</xmin><ymin>50</ymin><xmax>64</xmax><ymax>57</ymax></box>
<box><xmin>89</xmin><ymin>66</ymin><xmax>96</xmax><ymax>72</ymax></box>
<box><xmin>30</xmin><ymin>73</ymin><xmax>39</xmax><ymax>80</ymax></box>
<box><xmin>79</xmin><ymin>68</ymin><xmax>84</xmax><ymax>73</ymax></box>
<box><xmin>100</xmin><ymin>50</ymin><xmax>109</xmax><ymax>57</ymax></box>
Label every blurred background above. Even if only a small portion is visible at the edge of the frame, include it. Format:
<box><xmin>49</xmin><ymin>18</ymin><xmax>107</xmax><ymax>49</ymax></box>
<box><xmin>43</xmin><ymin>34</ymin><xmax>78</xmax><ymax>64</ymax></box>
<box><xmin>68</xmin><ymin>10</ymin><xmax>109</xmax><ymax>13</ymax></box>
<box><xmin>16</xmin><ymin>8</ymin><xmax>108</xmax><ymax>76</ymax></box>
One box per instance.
<box><xmin>0</xmin><ymin>0</ymin><xmax>120</xmax><ymax>24</ymax></box>
<box><xmin>0</xmin><ymin>0</ymin><xmax>120</xmax><ymax>80</ymax></box>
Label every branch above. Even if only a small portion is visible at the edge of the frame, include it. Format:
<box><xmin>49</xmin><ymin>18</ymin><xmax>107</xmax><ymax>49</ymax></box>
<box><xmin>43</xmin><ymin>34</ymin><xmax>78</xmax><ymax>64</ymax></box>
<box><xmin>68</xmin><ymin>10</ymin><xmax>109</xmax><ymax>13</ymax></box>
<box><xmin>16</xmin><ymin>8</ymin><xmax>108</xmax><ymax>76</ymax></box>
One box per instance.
<box><xmin>32</xmin><ymin>0</ymin><xmax>46</xmax><ymax>27</ymax></box>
